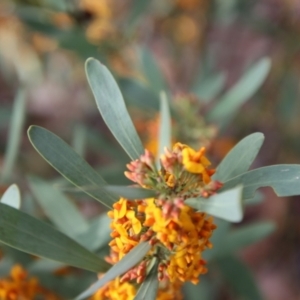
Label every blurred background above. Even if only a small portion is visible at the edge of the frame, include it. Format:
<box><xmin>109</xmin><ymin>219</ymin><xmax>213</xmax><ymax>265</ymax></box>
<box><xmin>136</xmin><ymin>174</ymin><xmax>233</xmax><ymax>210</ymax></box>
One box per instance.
<box><xmin>1</xmin><ymin>0</ymin><xmax>300</xmax><ymax>299</ymax></box>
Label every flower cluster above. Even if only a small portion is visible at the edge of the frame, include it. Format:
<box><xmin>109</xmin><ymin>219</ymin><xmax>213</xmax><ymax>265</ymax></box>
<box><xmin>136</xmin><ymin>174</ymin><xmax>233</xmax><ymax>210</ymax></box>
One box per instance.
<box><xmin>91</xmin><ymin>277</ymin><xmax>182</xmax><ymax>300</ymax></box>
<box><xmin>0</xmin><ymin>265</ymin><xmax>60</xmax><ymax>300</ymax></box>
<box><xmin>95</xmin><ymin>143</ymin><xmax>222</xmax><ymax>298</ymax></box>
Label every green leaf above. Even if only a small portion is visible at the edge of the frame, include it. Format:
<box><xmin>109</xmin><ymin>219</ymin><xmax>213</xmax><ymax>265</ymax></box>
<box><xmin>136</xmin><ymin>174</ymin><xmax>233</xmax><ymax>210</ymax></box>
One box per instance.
<box><xmin>29</xmin><ymin>259</ymin><xmax>65</xmax><ymax>274</ymax></box>
<box><xmin>140</xmin><ymin>48</ymin><xmax>166</xmax><ymax>94</ymax></box>
<box><xmin>222</xmin><ymin>221</ymin><xmax>276</xmax><ymax>254</ymax></box>
<box><xmin>134</xmin><ymin>261</ymin><xmax>159</xmax><ymax>300</ymax></box>
<box><xmin>217</xmin><ymin>255</ymin><xmax>263</xmax><ymax>300</ymax></box>
<box><xmin>28</xmin><ymin>126</ymin><xmax>116</xmax><ymax>208</ymax></box>
<box><xmin>214</xmin><ymin>132</ymin><xmax>265</xmax><ymax>182</ymax></box>
<box><xmin>85</xmin><ymin>58</ymin><xmax>144</xmax><ymax>160</ymax></box>
<box><xmin>158</xmin><ymin>92</ymin><xmax>171</xmax><ymax>159</ymax></box>
<box><xmin>0</xmin><ymin>203</ymin><xmax>109</xmax><ymax>273</ymax></box>
<box><xmin>76</xmin><ymin>215</ymin><xmax>111</xmax><ymax>251</ymax></box>
<box><xmin>76</xmin><ymin>242</ymin><xmax>151</xmax><ymax>300</ymax></box>
<box><xmin>1</xmin><ymin>89</ymin><xmax>26</xmax><ymax>183</ymax></box>
<box><xmin>208</xmin><ymin>58</ymin><xmax>271</xmax><ymax>122</ymax></box>
<box><xmin>1</xmin><ymin>184</ymin><xmax>21</xmax><ymax>209</ymax></box>
<box><xmin>185</xmin><ymin>186</ymin><xmax>243</xmax><ymax>222</ymax></box>
<box><xmin>28</xmin><ymin>176</ymin><xmax>89</xmax><ymax>238</ymax></box>
<box><xmin>193</xmin><ymin>73</ymin><xmax>226</xmax><ymax>103</ymax></box>
<box><xmin>72</xmin><ymin>124</ymin><xmax>87</xmax><ymax>158</ymax></box>
<box><xmin>104</xmin><ymin>186</ymin><xmax>157</xmax><ymax>199</ymax></box>
<box><xmin>221</xmin><ymin>164</ymin><xmax>300</xmax><ymax>199</ymax></box>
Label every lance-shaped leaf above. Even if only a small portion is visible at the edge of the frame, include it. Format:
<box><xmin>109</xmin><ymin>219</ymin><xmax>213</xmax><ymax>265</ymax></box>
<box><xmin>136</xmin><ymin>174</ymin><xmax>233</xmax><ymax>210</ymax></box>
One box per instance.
<box><xmin>28</xmin><ymin>176</ymin><xmax>89</xmax><ymax>238</ymax></box>
<box><xmin>158</xmin><ymin>92</ymin><xmax>171</xmax><ymax>160</ymax></box>
<box><xmin>85</xmin><ymin>58</ymin><xmax>144</xmax><ymax>160</ymax></box>
<box><xmin>221</xmin><ymin>164</ymin><xmax>300</xmax><ymax>199</ymax></box>
<box><xmin>29</xmin><ymin>260</ymin><xmax>65</xmax><ymax>274</ymax></box>
<box><xmin>134</xmin><ymin>260</ymin><xmax>159</xmax><ymax>300</ymax></box>
<box><xmin>76</xmin><ymin>242</ymin><xmax>151</xmax><ymax>300</ymax></box>
<box><xmin>1</xmin><ymin>89</ymin><xmax>26</xmax><ymax>183</ymax></box>
<box><xmin>217</xmin><ymin>255</ymin><xmax>263</xmax><ymax>300</ymax></box>
<box><xmin>1</xmin><ymin>184</ymin><xmax>21</xmax><ymax>209</ymax></box>
<box><xmin>185</xmin><ymin>186</ymin><xmax>243</xmax><ymax>222</ymax></box>
<box><xmin>72</xmin><ymin>124</ymin><xmax>87</xmax><ymax>158</ymax></box>
<box><xmin>208</xmin><ymin>58</ymin><xmax>271</xmax><ymax>123</ymax></box>
<box><xmin>104</xmin><ymin>186</ymin><xmax>157</xmax><ymax>200</ymax></box>
<box><xmin>0</xmin><ymin>203</ymin><xmax>109</xmax><ymax>273</ymax></box>
<box><xmin>214</xmin><ymin>133</ymin><xmax>265</xmax><ymax>182</ymax></box>
<box><xmin>28</xmin><ymin>126</ymin><xmax>116</xmax><ymax>208</ymax></box>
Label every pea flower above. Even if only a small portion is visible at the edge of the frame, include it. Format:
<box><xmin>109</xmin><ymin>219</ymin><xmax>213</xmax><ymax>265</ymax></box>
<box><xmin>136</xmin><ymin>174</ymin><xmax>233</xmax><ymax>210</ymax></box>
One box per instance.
<box><xmin>0</xmin><ymin>265</ymin><xmax>60</xmax><ymax>300</ymax></box>
<box><xmin>95</xmin><ymin>143</ymin><xmax>222</xmax><ymax>298</ymax></box>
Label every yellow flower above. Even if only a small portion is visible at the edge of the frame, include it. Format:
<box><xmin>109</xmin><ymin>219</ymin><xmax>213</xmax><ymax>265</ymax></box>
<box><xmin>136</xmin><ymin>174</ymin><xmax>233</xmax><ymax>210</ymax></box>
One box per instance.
<box><xmin>107</xmin><ymin>198</ymin><xmax>143</xmax><ymax>262</ymax></box>
<box><xmin>182</xmin><ymin>146</ymin><xmax>214</xmax><ymax>183</ymax></box>
<box><xmin>0</xmin><ymin>265</ymin><xmax>60</xmax><ymax>300</ymax></box>
<box><xmin>91</xmin><ymin>277</ymin><xmax>183</xmax><ymax>300</ymax></box>
<box><xmin>144</xmin><ymin>199</ymin><xmax>216</xmax><ymax>283</ymax></box>
<box><xmin>105</xmin><ymin>142</ymin><xmax>220</xmax><ymax>297</ymax></box>
<box><xmin>90</xmin><ymin>277</ymin><xmax>135</xmax><ymax>300</ymax></box>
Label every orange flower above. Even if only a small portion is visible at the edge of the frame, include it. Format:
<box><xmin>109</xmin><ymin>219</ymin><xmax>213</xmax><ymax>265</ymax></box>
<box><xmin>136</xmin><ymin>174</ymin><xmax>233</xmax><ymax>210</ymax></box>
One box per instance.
<box><xmin>107</xmin><ymin>198</ymin><xmax>143</xmax><ymax>263</ymax></box>
<box><xmin>144</xmin><ymin>199</ymin><xmax>216</xmax><ymax>284</ymax></box>
<box><xmin>182</xmin><ymin>146</ymin><xmax>214</xmax><ymax>183</ymax></box>
<box><xmin>91</xmin><ymin>277</ymin><xmax>183</xmax><ymax>300</ymax></box>
<box><xmin>101</xmin><ymin>142</ymin><xmax>221</xmax><ymax>298</ymax></box>
<box><xmin>0</xmin><ymin>265</ymin><xmax>60</xmax><ymax>300</ymax></box>
<box><xmin>90</xmin><ymin>277</ymin><xmax>135</xmax><ymax>300</ymax></box>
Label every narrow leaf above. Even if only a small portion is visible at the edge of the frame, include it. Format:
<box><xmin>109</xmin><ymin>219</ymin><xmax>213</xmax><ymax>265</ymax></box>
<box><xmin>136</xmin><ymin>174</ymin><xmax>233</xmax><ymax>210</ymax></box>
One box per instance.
<box><xmin>28</xmin><ymin>126</ymin><xmax>116</xmax><ymax>208</ymax></box>
<box><xmin>134</xmin><ymin>261</ymin><xmax>159</xmax><ymax>300</ymax></box>
<box><xmin>1</xmin><ymin>89</ymin><xmax>26</xmax><ymax>182</ymax></box>
<box><xmin>158</xmin><ymin>91</ymin><xmax>171</xmax><ymax>159</ymax></box>
<box><xmin>29</xmin><ymin>260</ymin><xmax>65</xmax><ymax>274</ymax></box>
<box><xmin>85</xmin><ymin>58</ymin><xmax>144</xmax><ymax>160</ymax></box>
<box><xmin>214</xmin><ymin>133</ymin><xmax>265</xmax><ymax>182</ymax></box>
<box><xmin>1</xmin><ymin>184</ymin><xmax>21</xmax><ymax>209</ymax></box>
<box><xmin>221</xmin><ymin>164</ymin><xmax>300</xmax><ymax>199</ymax></box>
<box><xmin>185</xmin><ymin>186</ymin><xmax>243</xmax><ymax>222</ymax></box>
<box><xmin>72</xmin><ymin>124</ymin><xmax>87</xmax><ymax>157</ymax></box>
<box><xmin>104</xmin><ymin>186</ymin><xmax>157</xmax><ymax>200</ymax></box>
<box><xmin>0</xmin><ymin>203</ymin><xmax>109</xmax><ymax>272</ymax></box>
<box><xmin>28</xmin><ymin>176</ymin><xmax>89</xmax><ymax>238</ymax></box>
<box><xmin>217</xmin><ymin>255</ymin><xmax>263</xmax><ymax>300</ymax></box>
<box><xmin>76</xmin><ymin>242</ymin><xmax>151</xmax><ymax>300</ymax></box>
<box><xmin>208</xmin><ymin>58</ymin><xmax>271</xmax><ymax>122</ymax></box>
